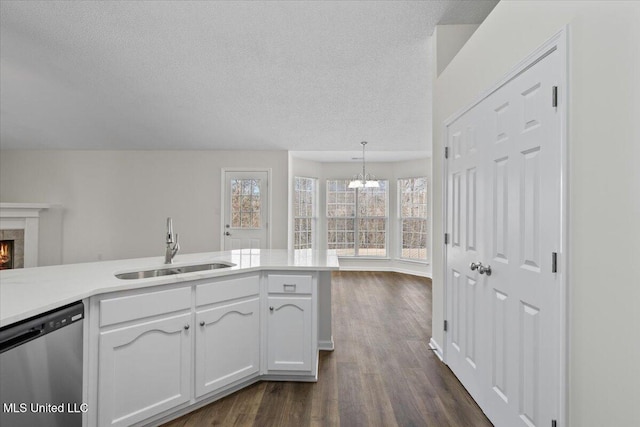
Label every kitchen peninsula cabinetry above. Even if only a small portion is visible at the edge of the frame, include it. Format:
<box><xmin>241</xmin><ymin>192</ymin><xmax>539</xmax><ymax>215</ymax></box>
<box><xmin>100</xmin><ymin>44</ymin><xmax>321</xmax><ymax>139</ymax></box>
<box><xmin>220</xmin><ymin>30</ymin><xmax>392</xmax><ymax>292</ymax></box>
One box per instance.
<box><xmin>96</xmin><ymin>287</ymin><xmax>192</xmax><ymax>427</ymax></box>
<box><xmin>266</xmin><ymin>273</ymin><xmax>316</xmax><ymax>375</ymax></box>
<box><xmin>195</xmin><ymin>275</ymin><xmax>260</xmax><ymax>397</ymax></box>
<box><xmin>89</xmin><ymin>270</ymin><xmax>322</xmax><ymax>426</ymax></box>
<box><xmin>1</xmin><ymin>249</ymin><xmax>338</xmax><ymax>427</ymax></box>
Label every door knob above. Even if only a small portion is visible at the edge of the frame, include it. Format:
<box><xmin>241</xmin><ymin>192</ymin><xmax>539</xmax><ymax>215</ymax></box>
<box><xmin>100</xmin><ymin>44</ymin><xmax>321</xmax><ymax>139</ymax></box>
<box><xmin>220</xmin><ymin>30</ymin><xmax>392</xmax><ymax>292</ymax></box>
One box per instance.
<box><xmin>225</xmin><ymin>231</ymin><xmax>231</xmax><ymax>236</ymax></box>
<box><xmin>470</xmin><ymin>262</ymin><xmax>481</xmax><ymax>271</ymax></box>
<box><xmin>478</xmin><ymin>264</ymin><xmax>492</xmax><ymax>276</ymax></box>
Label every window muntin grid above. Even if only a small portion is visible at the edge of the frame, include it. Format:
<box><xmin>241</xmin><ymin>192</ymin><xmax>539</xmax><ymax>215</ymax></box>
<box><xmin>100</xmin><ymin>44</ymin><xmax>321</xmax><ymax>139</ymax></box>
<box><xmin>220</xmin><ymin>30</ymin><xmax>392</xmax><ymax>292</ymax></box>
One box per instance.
<box><xmin>231</xmin><ymin>178</ymin><xmax>262</xmax><ymax>228</ymax></box>
<box><xmin>293</xmin><ymin>177</ymin><xmax>317</xmax><ymax>249</ymax></box>
<box><xmin>326</xmin><ymin>179</ymin><xmax>388</xmax><ymax>257</ymax></box>
<box><xmin>398</xmin><ymin>177</ymin><xmax>428</xmax><ymax>261</ymax></box>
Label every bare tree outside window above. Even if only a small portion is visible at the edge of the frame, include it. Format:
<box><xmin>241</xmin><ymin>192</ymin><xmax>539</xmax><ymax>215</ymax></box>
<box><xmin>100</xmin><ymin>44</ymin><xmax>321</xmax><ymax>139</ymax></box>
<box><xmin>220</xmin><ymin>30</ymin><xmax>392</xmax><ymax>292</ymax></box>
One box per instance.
<box><xmin>327</xmin><ymin>179</ymin><xmax>388</xmax><ymax>257</ymax></box>
<box><xmin>398</xmin><ymin>177</ymin><xmax>428</xmax><ymax>261</ymax></box>
<box><xmin>293</xmin><ymin>177</ymin><xmax>317</xmax><ymax>249</ymax></box>
<box><xmin>231</xmin><ymin>179</ymin><xmax>261</xmax><ymax>228</ymax></box>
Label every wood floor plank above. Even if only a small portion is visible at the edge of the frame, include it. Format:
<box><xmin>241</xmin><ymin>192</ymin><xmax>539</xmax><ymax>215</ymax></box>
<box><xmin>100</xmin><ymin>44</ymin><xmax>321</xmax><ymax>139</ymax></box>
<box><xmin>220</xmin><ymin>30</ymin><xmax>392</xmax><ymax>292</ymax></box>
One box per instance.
<box><xmin>162</xmin><ymin>272</ymin><xmax>492</xmax><ymax>427</ymax></box>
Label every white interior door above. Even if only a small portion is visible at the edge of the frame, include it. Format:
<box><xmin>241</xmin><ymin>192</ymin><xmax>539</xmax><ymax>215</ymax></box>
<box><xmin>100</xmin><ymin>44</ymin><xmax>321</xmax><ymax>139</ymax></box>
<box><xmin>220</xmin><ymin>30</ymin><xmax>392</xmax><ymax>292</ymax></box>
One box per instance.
<box><xmin>223</xmin><ymin>170</ymin><xmax>269</xmax><ymax>250</ymax></box>
<box><xmin>445</xmin><ymin>44</ymin><xmax>563</xmax><ymax>427</ymax></box>
<box><xmin>445</xmin><ymin>103</ymin><xmax>487</xmax><ymax>401</ymax></box>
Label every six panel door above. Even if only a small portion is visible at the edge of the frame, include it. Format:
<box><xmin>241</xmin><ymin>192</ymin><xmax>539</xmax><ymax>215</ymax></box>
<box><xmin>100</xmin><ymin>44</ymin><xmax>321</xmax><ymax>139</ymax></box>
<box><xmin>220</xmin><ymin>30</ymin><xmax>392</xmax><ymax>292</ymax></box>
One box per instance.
<box><xmin>445</xmin><ymin>46</ymin><xmax>562</xmax><ymax>427</ymax></box>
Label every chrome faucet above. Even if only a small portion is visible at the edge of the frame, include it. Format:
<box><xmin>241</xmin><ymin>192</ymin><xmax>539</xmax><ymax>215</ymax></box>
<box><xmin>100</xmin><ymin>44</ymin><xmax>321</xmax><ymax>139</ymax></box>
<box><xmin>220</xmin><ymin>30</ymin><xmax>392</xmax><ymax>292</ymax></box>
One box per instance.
<box><xmin>165</xmin><ymin>217</ymin><xmax>180</xmax><ymax>264</ymax></box>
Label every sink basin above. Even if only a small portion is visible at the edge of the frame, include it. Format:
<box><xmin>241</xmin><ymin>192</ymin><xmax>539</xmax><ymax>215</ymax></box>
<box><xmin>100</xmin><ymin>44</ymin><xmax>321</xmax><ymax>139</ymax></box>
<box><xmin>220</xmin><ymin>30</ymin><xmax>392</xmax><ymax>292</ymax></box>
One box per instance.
<box><xmin>116</xmin><ymin>262</ymin><xmax>236</xmax><ymax>280</ymax></box>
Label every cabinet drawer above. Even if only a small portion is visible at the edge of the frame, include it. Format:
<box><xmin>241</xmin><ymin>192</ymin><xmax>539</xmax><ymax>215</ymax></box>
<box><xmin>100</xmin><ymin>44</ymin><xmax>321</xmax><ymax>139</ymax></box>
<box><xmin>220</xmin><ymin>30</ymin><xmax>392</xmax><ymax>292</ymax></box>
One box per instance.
<box><xmin>100</xmin><ymin>287</ymin><xmax>191</xmax><ymax>327</ymax></box>
<box><xmin>267</xmin><ymin>274</ymin><xmax>312</xmax><ymax>294</ymax></box>
<box><xmin>196</xmin><ymin>275</ymin><xmax>259</xmax><ymax>306</ymax></box>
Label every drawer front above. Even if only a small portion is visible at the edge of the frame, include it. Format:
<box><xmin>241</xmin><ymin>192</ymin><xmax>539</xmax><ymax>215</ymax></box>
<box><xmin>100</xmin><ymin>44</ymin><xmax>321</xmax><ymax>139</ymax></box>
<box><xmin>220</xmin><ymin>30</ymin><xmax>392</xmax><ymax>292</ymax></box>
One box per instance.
<box><xmin>100</xmin><ymin>287</ymin><xmax>191</xmax><ymax>327</ymax></box>
<box><xmin>196</xmin><ymin>275</ymin><xmax>259</xmax><ymax>306</ymax></box>
<box><xmin>267</xmin><ymin>274</ymin><xmax>312</xmax><ymax>294</ymax></box>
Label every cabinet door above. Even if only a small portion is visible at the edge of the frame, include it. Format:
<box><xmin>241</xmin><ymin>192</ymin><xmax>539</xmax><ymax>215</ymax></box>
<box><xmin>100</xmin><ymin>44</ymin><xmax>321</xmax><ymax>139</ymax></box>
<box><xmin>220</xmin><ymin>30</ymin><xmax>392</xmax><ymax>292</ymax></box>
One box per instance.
<box><xmin>98</xmin><ymin>313</ymin><xmax>191</xmax><ymax>427</ymax></box>
<box><xmin>267</xmin><ymin>296</ymin><xmax>312</xmax><ymax>372</ymax></box>
<box><xmin>195</xmin><ymin>298</ymin><xmax>260</xmax><ymax>397</ymax></box>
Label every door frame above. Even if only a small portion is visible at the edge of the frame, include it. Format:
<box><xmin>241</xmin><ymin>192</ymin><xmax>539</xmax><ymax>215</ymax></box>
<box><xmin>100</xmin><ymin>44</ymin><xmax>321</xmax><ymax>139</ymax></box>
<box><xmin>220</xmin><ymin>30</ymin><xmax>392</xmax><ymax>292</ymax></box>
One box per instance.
<box><xmin>220</xmin><ymin>168</ymin><xmax>273</xmax><ymax>250</ymax></box>
<box><xmin>441</xmin><ymin>27</ymin><xmax>569</xmax><ymax>426</ymax></box>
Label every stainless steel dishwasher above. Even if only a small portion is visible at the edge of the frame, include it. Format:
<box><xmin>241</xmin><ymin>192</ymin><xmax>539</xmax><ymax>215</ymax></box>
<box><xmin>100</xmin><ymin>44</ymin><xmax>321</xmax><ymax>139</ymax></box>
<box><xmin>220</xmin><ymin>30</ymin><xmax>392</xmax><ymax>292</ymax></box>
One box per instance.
<box><xmin>0</xmin><ymin>301</ymin><xmax>84</xmax><ymax>427</ymax></box>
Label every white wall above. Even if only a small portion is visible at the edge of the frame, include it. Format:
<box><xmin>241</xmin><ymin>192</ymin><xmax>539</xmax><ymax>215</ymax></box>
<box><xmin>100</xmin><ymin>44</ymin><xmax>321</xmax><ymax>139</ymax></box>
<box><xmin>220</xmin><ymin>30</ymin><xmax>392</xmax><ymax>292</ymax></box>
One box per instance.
<box><xmin>431</xmin><ymin>2</ymin><xmax>640</xmax><ymax>426</ymax></box>
<box><xmin>433</xmin><ymin>24</ymin><xmax>480</xmax><ymax>77</ymax></box>
<box><xmin>0</xmin><ymin>150</ymin><xmax>289</xmax><ymax>264</ymax></box>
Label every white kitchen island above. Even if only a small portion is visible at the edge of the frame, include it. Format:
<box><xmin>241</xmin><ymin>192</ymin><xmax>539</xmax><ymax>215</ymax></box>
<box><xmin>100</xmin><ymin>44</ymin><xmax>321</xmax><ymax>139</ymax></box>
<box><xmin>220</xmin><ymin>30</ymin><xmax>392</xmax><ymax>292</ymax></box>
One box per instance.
<box><xmin>0</xmin><ymin>249</ymin><xmax>339</xmax><ymax>427</ymax></box>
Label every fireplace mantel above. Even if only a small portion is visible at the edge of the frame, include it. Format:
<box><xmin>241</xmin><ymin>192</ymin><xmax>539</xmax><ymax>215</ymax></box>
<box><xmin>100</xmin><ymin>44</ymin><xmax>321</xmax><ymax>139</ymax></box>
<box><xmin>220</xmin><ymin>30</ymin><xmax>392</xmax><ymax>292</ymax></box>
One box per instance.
<box><xmin>0</xmin><ymin>203</ymin><xmax>50</xmax><ymax>268</ymax></box>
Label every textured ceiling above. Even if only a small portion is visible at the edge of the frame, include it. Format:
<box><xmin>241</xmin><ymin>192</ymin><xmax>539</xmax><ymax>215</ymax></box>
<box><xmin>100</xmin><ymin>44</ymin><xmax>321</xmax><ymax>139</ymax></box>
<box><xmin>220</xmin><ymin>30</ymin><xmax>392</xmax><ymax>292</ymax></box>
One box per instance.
<box><xmin>0</xmin><ymin>0</ymin><xmax>497</xmax><ymax>157</ymax></box>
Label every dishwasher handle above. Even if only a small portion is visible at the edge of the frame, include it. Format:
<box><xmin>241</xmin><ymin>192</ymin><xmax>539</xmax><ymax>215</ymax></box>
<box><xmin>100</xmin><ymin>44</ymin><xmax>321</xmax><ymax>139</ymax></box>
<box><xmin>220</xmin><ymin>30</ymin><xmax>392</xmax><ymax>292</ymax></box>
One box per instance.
<box><xmin>0</xmin><ymin>325</ymin><xmax>44</xmax><ymax>352</ymax></box>
<box><xmin>0</xmin><ymin>301</ymin><xmax>83</xmax><ymax>354</ymax></box>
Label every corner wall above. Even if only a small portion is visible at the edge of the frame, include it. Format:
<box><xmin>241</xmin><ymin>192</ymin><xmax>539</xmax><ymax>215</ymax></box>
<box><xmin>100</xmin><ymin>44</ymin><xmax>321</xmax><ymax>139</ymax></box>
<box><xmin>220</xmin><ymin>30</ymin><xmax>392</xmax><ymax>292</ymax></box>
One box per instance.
<box><xmin>432</xmin><ymin>2</ymin><xmax>640</xmax><ymax>426</ymax></box>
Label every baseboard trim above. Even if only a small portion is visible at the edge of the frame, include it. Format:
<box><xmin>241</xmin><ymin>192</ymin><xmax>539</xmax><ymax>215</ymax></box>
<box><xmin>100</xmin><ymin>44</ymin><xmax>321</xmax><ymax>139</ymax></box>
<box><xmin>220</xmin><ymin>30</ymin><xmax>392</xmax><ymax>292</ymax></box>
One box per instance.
<box><xmin>338</xmin><ymin>266</ymin><xmax>432</xmax><ymax>279</ymax></box>
<box><xmin>429</xmin><ymin>337</ymin><xmax>444</xmax><ymax>362</ymax></box>
<box><xmin>318</xmin><ymin>337</ymin><xmax>335</xmax><ymax>351</ymax></box>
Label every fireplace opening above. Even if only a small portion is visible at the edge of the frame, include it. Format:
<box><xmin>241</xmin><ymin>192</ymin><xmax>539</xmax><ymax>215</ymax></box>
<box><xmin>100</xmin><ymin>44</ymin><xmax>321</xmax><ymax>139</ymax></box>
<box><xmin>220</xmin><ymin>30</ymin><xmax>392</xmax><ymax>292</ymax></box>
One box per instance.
<box><xmin>0</xmin><ymin>240</ymin><xmax>14</xmax><ymax>270</ymax></box>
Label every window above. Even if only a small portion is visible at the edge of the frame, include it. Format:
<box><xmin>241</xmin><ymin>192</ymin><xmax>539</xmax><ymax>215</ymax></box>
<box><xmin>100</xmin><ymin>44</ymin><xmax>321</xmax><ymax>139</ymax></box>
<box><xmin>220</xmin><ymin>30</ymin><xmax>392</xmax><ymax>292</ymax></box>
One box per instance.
<box><xmin>327</xmin><ymin>179</ymin><xmax>388</xmax><ymax>257</ymax></box>
<box><xmin>293</xmin><ymin>177</ymin><xmax>317</xmax><ymax>249</ymax></box>
<box><xmin>398</xmin><ymin>177</ymin><xmax>428</xmax><ymax>261</ymax></box>
<box><xmin>231</xmin><ymin>178</ymin><xmax>262</xmax><ymax>228</ymax></box>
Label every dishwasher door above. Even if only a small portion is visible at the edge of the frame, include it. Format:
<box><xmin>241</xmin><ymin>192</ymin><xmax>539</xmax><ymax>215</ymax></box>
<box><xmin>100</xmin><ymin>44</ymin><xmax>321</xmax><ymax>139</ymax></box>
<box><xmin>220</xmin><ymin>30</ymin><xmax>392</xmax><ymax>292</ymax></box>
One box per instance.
<box><xmin>0</xmin><ymin>301</ymin><xmax>84</xmax><ymax>427</ymax></box>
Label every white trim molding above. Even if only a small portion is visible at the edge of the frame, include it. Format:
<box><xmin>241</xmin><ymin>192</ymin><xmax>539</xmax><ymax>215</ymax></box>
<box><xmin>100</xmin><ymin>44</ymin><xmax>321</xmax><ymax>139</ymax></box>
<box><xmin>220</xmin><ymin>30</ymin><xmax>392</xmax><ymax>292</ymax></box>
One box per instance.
<box><xmin>429</xmin><ymin>337</ymin><xmax>444</xmax><ymax>361</ymax></box>
<box><xmin>0</xmin><ymin>203</ymin><xmax>50</xmax><ymax>268</ymax></box>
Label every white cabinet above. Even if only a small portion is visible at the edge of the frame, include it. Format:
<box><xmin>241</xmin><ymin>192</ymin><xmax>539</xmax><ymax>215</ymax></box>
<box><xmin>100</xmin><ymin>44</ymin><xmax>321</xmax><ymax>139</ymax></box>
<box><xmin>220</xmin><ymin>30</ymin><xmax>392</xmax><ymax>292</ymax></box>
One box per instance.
<box><xmin>266</xmin><ymin>274</ymin><xmax>316</xmax><ymax>373</ymax></box>
<box><xmin>98</xmin><ymin>312</ymin><xmax>191</xmax><ymax>427</ymax></box>
<box><xmin>91</xmin><ymin>271</ymin><xmax>319</xmax><ymax>426</ymax></box>
<box><xmin>267</xmin><ymin>296</ymin><xmax>313</xmax><ymax>371</ymax></box>
<box><xmin>195</xmin><ymin>276</ymin><xmax>260</xmax><ymax>397</ymax></box>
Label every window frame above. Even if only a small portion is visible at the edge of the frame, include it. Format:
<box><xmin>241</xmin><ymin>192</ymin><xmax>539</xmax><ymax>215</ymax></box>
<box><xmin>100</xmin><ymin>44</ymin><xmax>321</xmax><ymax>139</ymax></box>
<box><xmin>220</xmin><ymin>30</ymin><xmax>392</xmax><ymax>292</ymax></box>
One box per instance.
<box><xmin>293</xmin><ymin>176</ymin><xmax>318</xmax><ymax>250</ymax></box>
<box><xmin>326</xmin><ymin>178</ymin><xmax>389</xmax><ymax>258</ymax></box>
<box><xmin>397</xmin><ymin>176</ymin><xmax>429</xmax><ymax>263</ymax></box>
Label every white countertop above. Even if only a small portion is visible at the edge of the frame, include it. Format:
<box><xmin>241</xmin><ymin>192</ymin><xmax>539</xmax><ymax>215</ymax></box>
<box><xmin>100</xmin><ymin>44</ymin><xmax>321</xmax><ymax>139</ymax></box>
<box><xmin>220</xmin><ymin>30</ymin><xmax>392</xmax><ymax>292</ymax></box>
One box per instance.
<box><xmin>0</xmin><ymin>249</ymin><xmax>339</xmax><ymax>327</ymax></box>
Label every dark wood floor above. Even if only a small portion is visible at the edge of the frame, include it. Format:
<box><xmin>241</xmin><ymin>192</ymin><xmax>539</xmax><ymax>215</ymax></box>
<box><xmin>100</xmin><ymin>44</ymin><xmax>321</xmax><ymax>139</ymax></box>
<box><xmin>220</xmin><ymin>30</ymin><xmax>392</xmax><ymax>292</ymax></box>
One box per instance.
<box><xmin>163</xmin><ymin>271</ymin><xmax>492</xmax><ymax>427</ymax></box>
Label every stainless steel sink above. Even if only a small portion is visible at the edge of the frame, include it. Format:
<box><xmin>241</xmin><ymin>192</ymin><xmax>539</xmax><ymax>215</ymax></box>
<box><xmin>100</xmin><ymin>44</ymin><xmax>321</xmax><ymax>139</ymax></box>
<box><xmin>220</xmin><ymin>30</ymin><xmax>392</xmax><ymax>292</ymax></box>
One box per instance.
<box><xmin>115</xmin><ymin>262</ymin><xmax>235</xmax><ymax>280</ymax></box>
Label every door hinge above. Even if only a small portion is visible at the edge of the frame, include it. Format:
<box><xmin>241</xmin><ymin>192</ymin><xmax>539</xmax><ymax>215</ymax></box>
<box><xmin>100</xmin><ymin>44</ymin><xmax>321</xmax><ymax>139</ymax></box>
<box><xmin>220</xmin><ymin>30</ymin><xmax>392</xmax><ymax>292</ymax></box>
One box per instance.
<box><xmin>444</xmin><ymin>147</ymin><xmax>449</xmax><ymax>159</ymax></box>
<box><xmin>444</xmin><ymin>233</ymin><xmax>449</xmax><ymax>245</ymax></box>
<box><xmin>552</xmin><ymin>420</ymin><xmax>557</xmax><ymax>427</ymax></box>
<box><xmin>444</xmin><ymin>320</ymin><xmax>448</xmax><ymax>332</ymax></box>
<box><xmin>552</xmin><ymin>86</ymin><xmax>558</xmax><ymax>107</ymax></box>
<box><xmin>551</xmin><ymin>252</ymin><xmax>558</xmax><ymax>273</ymax></box>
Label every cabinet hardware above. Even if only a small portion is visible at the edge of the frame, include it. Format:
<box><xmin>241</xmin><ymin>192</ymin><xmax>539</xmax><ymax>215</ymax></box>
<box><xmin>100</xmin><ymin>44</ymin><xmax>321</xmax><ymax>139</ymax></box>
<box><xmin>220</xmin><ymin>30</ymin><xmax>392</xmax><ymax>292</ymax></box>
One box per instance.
<box><xmin>200</xmin><ymin>321</ymin><xmax>205</xmax><ymax>327</ymax></box>
<box><xmin>184</xmin><ymin>324</ymin><xmax>190</xmax><ymax>330</ymax></box>
<box><xmin>551</xmin><ymin>252</ymin><xmax>558</xmax><ymax>273</ymax></box>
<box><xmin>269</xmin><ymin>306</ymin><xmax>274</xmax><ymax>312</ymax></box>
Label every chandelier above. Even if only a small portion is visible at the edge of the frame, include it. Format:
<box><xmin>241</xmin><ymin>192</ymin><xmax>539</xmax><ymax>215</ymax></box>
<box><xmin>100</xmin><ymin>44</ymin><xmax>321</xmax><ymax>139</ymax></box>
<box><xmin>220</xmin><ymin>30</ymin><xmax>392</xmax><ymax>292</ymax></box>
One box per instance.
<box><xmin>348</xmin><ymin>141</ymin><xmax>379</xmax><ymax>189</ymax></box>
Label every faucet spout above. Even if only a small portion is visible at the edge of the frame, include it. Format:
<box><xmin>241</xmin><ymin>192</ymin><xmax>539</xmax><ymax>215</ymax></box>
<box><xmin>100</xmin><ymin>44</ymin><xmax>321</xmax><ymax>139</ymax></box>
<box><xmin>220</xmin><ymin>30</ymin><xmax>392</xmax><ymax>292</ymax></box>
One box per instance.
<box><xmin>165</xmin><ymin>217</ymin><xmax>180</xmax><ymax>264</ymax></box>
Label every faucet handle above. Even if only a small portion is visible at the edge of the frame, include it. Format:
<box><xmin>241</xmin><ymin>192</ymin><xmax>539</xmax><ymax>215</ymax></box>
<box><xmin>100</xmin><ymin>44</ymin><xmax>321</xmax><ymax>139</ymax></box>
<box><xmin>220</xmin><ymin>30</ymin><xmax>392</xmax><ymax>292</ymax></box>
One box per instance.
<box><xmin>172</xmin><ymin>233</ymin><xmax>180</xmax><ymax>255</ymax></box>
